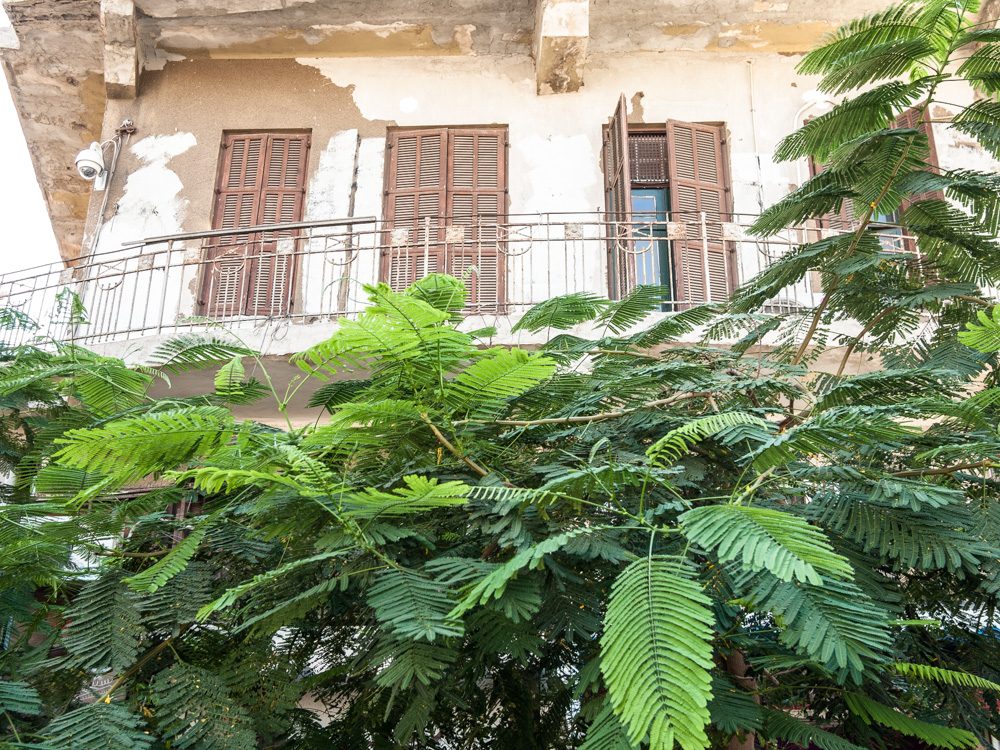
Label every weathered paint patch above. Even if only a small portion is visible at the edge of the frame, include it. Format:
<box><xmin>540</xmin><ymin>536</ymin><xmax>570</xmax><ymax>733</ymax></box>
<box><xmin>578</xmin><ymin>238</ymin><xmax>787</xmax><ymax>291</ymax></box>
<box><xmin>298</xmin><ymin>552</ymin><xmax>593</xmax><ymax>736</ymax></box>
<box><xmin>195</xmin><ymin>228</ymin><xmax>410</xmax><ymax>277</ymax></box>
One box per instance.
<box><xmin>304</xmin><ymin>129</ymin><xmax>358</xmax><ymax>222</ymax></box>
<box><xmin>712</xmin><ymin>22</ymin><xmax>834</xmax><ymax>53</ymax></box>
<box><xmin>157</xmin><ymin>23</ymin><xmax>465</xmax><ymax>59</ymax></box>
<box><xmin>96</xmin><ymin>132</ymin><xmax>195</xmax><ymax>251</ymax></box>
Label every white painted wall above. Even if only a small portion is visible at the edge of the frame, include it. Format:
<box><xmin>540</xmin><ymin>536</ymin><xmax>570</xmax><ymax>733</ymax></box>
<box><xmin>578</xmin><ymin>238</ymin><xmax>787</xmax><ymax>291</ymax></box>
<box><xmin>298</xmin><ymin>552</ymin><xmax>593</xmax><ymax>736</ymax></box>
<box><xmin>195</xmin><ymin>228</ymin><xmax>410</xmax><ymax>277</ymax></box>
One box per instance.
<box><xmin>68</xmin><ymin>51</ymin><xmax>999</xmax><ymax>358</ymax></box>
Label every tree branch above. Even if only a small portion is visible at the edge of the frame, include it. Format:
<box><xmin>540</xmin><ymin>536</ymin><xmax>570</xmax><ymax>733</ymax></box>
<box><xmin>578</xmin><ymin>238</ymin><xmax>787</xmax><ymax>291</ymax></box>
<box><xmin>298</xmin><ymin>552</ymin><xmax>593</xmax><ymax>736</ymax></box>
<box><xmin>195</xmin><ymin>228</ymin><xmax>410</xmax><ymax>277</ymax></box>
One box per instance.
<box><xmin>421</xmin><ymin>414</ymin><xmax>490</xmax><ymax>478</ymax></box>
<box><xmin>99</xmin><ymin>625</ymin><xmax>191</xmax><ymax>703</ymax></box>
<box><xmin>458</xmin><ymin>392</ymin><xmax>713</xmax><ymax>428</ymax></box>
<box><xmin>834</xmin><ymin>306</ymin><xmax>896</xmax><ymax>377</ymax></box>
<box><xmin>893</xmin><ymin>460</ymin><xmax>998</xmax><ymax>478</ymax></box>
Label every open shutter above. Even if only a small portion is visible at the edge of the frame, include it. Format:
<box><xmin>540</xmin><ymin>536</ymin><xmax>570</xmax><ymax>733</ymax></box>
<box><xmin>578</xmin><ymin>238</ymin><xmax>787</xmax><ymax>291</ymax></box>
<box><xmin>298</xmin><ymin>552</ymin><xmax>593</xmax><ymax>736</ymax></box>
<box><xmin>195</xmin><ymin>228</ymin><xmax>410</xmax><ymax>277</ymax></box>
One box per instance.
<box><xmin>603</xmin><ymin>95</ymin><xmax>633</xmax><ymax>299</ymax></box>
<box><xmin>808</xmin><ymin>154</ymin><xmax>856</xmax><ymax>233</ymax></box>
<box><xmin>202</xmin><ymin>132</ymin><xmax>308</xmax><ymax>317</ymax></box>
<box><xmin>247</xmin><ymin>133</ymin><xmax>309</xmax><ymax>316</ymax></box>
<box><xmin>667</xmin><ymin>120</ymin><xmax>734</xmax><ymax>305</ymax></box>
<box><xmin>383</xmin><ymin>129</ymin><xmax>448</xmax><ymax>291</ymax></box>
<box><xmin>203</xmin><ymin>133</ymin><xmax>265</xmax><ymax>316</ymax></box>
<box><xmin>894</xmin><ymin>107</ymin><xmax>945</xmax><ymax>208</ymax></box>
<box><xmin>447</xmin><ymin>128</ymin><xmax>506</xmax><ymax>310</ymax></box>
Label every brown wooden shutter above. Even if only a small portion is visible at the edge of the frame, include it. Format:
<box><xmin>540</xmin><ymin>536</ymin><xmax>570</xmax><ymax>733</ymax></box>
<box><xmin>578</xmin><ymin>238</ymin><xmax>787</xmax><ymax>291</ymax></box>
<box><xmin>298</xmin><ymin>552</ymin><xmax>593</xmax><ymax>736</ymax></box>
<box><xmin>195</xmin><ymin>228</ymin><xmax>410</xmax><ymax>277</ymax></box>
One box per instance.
<box><xmin>203</xmin><ymin>134</ymin><xmax>265</xmax><ymax>316</ymax></box>
<box><xmin>447</xmin><ymin>128</ymin><xmax>505</xmax><ymax>309</ymax></box>
<box><xmin>894</xmin><ymin>107</ymin><xmax>945</xmax><ymax>207</ymax></box>
<box><xmin>248</xmin><ymin>133</ymin><xmax>308</xmax><ymax>316</ymax></box>
<box><xmin>383</xmin><ymin>129</ymin><xmax>447</xmax><ymax>290</ymax></box>
<box><xmin>666</xmin><ymin>120</ymin><xmax>734</xmax><ymax>305</ymax></box>
<box><xmin>808</xmin><ymin>154</ymin><xmax>856</xmax><ymax>233</ymax></box>
<box><xmin>602</xmin><ymin>95</ymin><xmax>633</xmax><ymax>299</ymax></box>
<box><xmin>382</xmin><ymin>127</ymin><xmax>507</xmax><ymax>310</ymax></box>
<box><xmin>202</xmin><ymin>132</ymin><xmax>308</xmax><ymax>317</ymax></box>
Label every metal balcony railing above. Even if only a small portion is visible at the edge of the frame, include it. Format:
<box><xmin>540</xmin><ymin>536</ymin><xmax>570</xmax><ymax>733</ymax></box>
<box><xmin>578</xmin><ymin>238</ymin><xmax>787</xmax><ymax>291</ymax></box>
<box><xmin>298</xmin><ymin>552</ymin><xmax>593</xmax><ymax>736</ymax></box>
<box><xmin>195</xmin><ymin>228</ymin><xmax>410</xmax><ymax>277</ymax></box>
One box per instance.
<box><xmin>0</xmin><ymin>211</ymin><xmax>919</xmax><ymax>348</ymax></box>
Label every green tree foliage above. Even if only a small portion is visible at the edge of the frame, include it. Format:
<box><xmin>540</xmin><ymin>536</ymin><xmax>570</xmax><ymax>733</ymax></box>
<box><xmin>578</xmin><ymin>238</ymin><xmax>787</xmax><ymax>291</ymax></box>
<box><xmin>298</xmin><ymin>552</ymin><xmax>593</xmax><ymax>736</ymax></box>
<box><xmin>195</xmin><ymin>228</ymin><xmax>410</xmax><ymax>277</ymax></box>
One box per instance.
<box><xmin>1</xmin><ymin>1</ymin><xmax>1000</xmax><ymax>748</ymax></box>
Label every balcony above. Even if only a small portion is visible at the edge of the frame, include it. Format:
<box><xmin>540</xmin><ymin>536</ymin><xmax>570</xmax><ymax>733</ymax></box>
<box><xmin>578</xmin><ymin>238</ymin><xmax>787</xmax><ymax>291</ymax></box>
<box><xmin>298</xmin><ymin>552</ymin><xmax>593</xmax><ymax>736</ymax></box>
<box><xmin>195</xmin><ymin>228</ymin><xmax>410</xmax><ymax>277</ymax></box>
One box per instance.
<box><xmin>0</xmin><ymin>212</ymin><xmax>915</xmax><ymax>354</ymax></box>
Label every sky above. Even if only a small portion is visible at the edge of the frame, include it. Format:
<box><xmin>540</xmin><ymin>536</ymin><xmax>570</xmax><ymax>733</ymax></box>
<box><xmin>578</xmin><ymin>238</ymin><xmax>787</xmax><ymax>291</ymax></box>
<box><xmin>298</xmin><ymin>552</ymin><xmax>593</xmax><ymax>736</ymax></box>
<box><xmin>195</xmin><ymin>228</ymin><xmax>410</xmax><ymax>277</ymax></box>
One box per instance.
<box><xmin>0</xmin><ymin>6</ymin><xmax>61</xmax><ymax>276</ymax></box>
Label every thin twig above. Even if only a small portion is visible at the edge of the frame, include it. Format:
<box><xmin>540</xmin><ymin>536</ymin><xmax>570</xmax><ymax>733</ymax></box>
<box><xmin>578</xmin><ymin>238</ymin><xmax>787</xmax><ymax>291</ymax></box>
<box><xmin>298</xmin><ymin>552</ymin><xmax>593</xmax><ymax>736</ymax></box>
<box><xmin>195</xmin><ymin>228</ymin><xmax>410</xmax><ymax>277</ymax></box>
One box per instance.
<box><xmin>99</xmin><ymin>625</ymin><xmax>190</xmax><ymax>703</ymax></box>
<box><xmin>835</xmin><ymin>306</ymin><xmax>895</xmax><ymax>377</ymax></box>
<box><xmin>457</xmin><ymin>392</ymin><xmax>713</xmax><ymax>427</ymax></box>
<box><xmin>420</xmin><ymin>414</ymin><xmax>490</xmax><ymax>478</ymax></box>
<box><xmin>93</xmin><ymin>548</ymin><xmax>171</xmax><ymax>559</ymax></box>
<box><xmin>893</xmin><ymin>460</ymin><xmax>998</xmax><ymax>478</ymax></box>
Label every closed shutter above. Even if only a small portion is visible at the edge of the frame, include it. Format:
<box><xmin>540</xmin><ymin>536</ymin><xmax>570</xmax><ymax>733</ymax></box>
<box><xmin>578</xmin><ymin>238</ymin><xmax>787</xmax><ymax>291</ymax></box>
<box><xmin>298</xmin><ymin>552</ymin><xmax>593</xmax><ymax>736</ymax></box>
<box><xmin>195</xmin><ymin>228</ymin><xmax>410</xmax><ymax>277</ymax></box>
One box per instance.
<box><xmin>248</xmin><ymin>133</ymin><xmax>308</xmax><ymax>316</ymax></box>
<box><xmin>603</xmin><ymin>95</ymin><xmax>633</xmax><ymax>299</ymax></box>
<box><xmin>383</xmin><ymin>127</ymin><xmax>506</xmax><ymax>310</ymax></box>
<box><xmin>201</xmin><ymin>132</ymin><xmax>308</xmax><ymax>317</ymax></box>
<box><xmin>667</xmin><ymin>120</ymin><xmax>734</xmax><ymax>305</ymax></box>
<box><xmin>447</xmin><ymin>129</ymin><xmax>505</xmax><ymax>308</ymax></box>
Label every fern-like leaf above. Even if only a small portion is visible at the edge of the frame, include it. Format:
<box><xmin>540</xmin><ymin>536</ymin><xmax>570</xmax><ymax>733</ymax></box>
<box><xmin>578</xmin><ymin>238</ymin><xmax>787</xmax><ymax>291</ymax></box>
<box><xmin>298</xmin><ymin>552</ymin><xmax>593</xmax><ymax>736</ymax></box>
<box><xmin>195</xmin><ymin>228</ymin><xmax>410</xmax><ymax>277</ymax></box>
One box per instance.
<box><xmin>44</xmin><ymin>702</ymin><xmax>153</xmax><ymax>750</ymax></box>
<box><xmin>680</xmin><ymin>504</ymin><xmax>853</xmax><ymax>584</ymax></box>
<box><xmin>61</xmin><ymin>572</ymin><xmax>142</xmax><ymax>673</ymax></box>
<box><xmin>844</xmin><ymin>692</ymin><xmax>978</xmax><ymax>749</ymax></box>
<box><xmin>647</xmin><ymin>413</ymin><xmax>770</xmax><ymax>467</ymax></box>
<box><xmin>449</xmin><ymin>528</ymin><xmax>596</xmax><ymax>619</ymax></box>
<box><xmin>196</xmin><ymin>550</ymin><xmax>347</xmax><ymax>621</ymax></box>
<box><xmin>580</xmin><ymin>704</ymin><xmax>639</xmax><ymax>750</ymax></box>
<box><xmin>600</xmin><ymin>557</ymin><xmax>715</xmax><ymax>750</ymax></box>
<box><xmin>147</xmin><ymin>334</ymin><xmax>255</xmax><ymax>373</ymax></box>
<box><xmin>511</xmin><ymin>292</ymin><xmax>609</xmax><ymax>333</ymax></box>
<box><xmin>760</xmin><ymin>708</ymin><xmax>866</xmax><ymax>750</ymax></box>
<box><xmin>958</xmin><ymin>304</ymin><xmax>1000</xmax><ymax>353</ymax></box>
<box><xmin>53</xmin><ymin>406</ymin><xmax>234</xmax><ymax>484</ymax></box>
<box><xmin>0</xmin><ymin>680</ymin><xmax>41</xmax><ymax>716</ymax></box>
<box><xmin>124</xmin><ymin>519</ymin><xmax>213</xmax><ymax>593</ymax></box>
<box><xmin>367</xmin><ymin>569</ymin><xmax>463</xmax><ymax>641</ymax></box>
<box><xmin>151</xmin><ymin>663</ymin><xmax>256</xmax><ymax>749</ymax></box>
<box><xmin>343</xmin><ymin>476</ymin><xmax>470</xmax><ymax>519</ymax></box>
<box><xmin>597</xmin><ymin>286</ymin><xmax>673</xmax><ymax>334</ymax></box>
<box><xmin>741</xmin><ymin>571</ymin><xmax>891</xmax><ymax>682</ymax></box>
<box><xmin>446</xmin><ymin>348</ymin><xmax>555</xmax><ymax>419</ymax></box>
<box><xmin>893</xmin><ymin>662</ymin><xmax>1000</xmax><ymax>692</ymax></box>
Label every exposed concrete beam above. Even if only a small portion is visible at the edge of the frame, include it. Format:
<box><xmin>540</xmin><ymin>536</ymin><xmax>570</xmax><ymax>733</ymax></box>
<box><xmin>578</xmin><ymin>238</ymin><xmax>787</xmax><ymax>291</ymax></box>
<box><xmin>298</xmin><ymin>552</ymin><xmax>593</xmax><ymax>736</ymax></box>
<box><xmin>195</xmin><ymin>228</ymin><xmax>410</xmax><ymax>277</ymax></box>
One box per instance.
<box><xmin>1</xmin><ymin>0</ymin><xmax>106</xmax><ymax>264</ymax></box>
<box><xmin>533</xmin><ymin>0</ymin><xmax>588</xmax><ymax>95</ymax></box>
<box><xmin>101</xmin><ymin>0</ymin><xmax>137</xmax><ymax>98</ymax></box>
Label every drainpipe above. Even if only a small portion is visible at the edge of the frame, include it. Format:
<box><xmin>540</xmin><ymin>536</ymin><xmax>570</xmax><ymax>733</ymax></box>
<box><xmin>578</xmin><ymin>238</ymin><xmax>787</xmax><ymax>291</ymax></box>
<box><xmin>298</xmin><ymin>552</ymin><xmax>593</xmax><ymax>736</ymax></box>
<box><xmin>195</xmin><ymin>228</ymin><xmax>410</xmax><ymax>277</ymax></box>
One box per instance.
<box><xmin>85</xmin><ymin>119</ymin><xmax>136</xmax><ymax>261</ymax></box>
<box><xmin>746</xmin><ymin>59</ymin><xmax>764</xmax><ymax>213</ymax></box>
<box><xmin>69</xmin><ymin>119</ymin><xmax>135</xmax><ymax>340</ymax></box>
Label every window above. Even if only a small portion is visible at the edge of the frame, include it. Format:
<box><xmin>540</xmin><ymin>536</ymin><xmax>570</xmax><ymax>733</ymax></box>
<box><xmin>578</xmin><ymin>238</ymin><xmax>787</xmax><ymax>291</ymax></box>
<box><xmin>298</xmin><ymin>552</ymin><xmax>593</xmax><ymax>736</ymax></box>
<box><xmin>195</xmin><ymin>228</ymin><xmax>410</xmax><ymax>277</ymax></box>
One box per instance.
<box><xmin>200</xmin><ymin>131</ymin><xmax>310</xmax><ymax>317</ymax></box>
<box><xmin>602</xmin><ymin>96</ymin><xmax>734</xmax><ymax>306</ymax></box>
<box><xmin>808</xmin><ymin>106</ymin><xmax>943</xmax><ymax>248</ymax></box>
<box><xmin>382</xmin><ymin>126</ymin><xmax>507</xmax><ymax>311</ymax></box>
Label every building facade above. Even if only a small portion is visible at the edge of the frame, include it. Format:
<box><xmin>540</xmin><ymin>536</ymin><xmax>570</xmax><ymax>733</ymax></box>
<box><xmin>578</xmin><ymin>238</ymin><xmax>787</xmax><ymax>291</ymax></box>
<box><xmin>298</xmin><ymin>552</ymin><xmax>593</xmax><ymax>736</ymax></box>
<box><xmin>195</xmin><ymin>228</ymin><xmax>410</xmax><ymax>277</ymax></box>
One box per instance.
<box><xmin>1</xmin><ymin>0</ymin><xmax>998</xmax><ymax>380</ymax></box>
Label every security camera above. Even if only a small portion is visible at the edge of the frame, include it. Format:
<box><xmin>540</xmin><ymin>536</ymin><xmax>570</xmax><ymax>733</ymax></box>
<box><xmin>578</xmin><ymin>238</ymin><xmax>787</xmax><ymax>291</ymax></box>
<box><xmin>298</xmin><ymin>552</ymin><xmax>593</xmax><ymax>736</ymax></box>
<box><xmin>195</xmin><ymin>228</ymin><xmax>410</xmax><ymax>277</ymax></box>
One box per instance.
<box><xmin>75</xmin><ymin>142</ymin><xmax>107</xmax><ymax>188</ymax></box>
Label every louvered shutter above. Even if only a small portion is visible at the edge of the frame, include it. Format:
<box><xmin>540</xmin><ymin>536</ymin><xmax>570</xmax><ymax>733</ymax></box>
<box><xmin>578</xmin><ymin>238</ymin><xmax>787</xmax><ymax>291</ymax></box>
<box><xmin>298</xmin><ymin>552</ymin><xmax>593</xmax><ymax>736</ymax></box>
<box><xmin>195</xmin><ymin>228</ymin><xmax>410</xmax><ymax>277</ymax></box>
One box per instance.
<box><xmin>666</xmin><ymin>120</ymin><xmax>734</xmax><ymax>305</ymax></box>
<box><xmin>894</xmin><ymin>107</ymin><xmax>945</xmax><ymax>208</ymax></box>
<box><xmin>202</xmin><ymin>132</ymin><xmax>308</xmax><ymax>317</ymax></box>
<box><xmin>808</xmin><ymin>153</ymin><xmax>856</xmax><ymax>233</ymax></box>
<box><xmin>447</xmin><ymin>128</ymin><xmax>505</xmax><ymax>309</ymax></box>
<box><xmin>203</xmin><ymin>134</ymin><xmax>265</xmax><ymax>316</ymax></box>
<box><xmin>383</xmin><ymin>129</ymin><xmax>447</xmax><ymax>291</ymax></box>
<box><xmin>247</xmin><ymin>133</ymin><xmax>308</xmax><ymax>316</ymax></box>
<box><xmin>383</xmin><ymin>127</ymin><xmax>507</xmax><ymax>310</ymax></box>
<box><xmin>602</xmin><ymin>95</ymin><xmax>633</xmax><ymax>299</ymax></box>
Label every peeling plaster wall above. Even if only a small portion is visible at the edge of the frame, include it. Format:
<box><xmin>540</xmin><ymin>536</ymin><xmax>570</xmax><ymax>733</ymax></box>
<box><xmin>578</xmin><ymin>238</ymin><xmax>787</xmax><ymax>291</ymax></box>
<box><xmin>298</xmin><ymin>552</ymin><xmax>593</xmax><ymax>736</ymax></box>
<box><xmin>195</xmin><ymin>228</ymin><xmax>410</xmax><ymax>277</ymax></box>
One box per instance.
<box><xmin>78</xmin><ymin>52</ymin><xmax>999</xmax><ymax>362</ymax></box>
<box><xmin>296</xmin><ymin>53</ymin><xmax>809</xmax><ymax>222</ymax></box>
<box><xmin>95</xmin><ymin>131</ymin><xmax>195</xmax><ymax>252</ymax></box>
